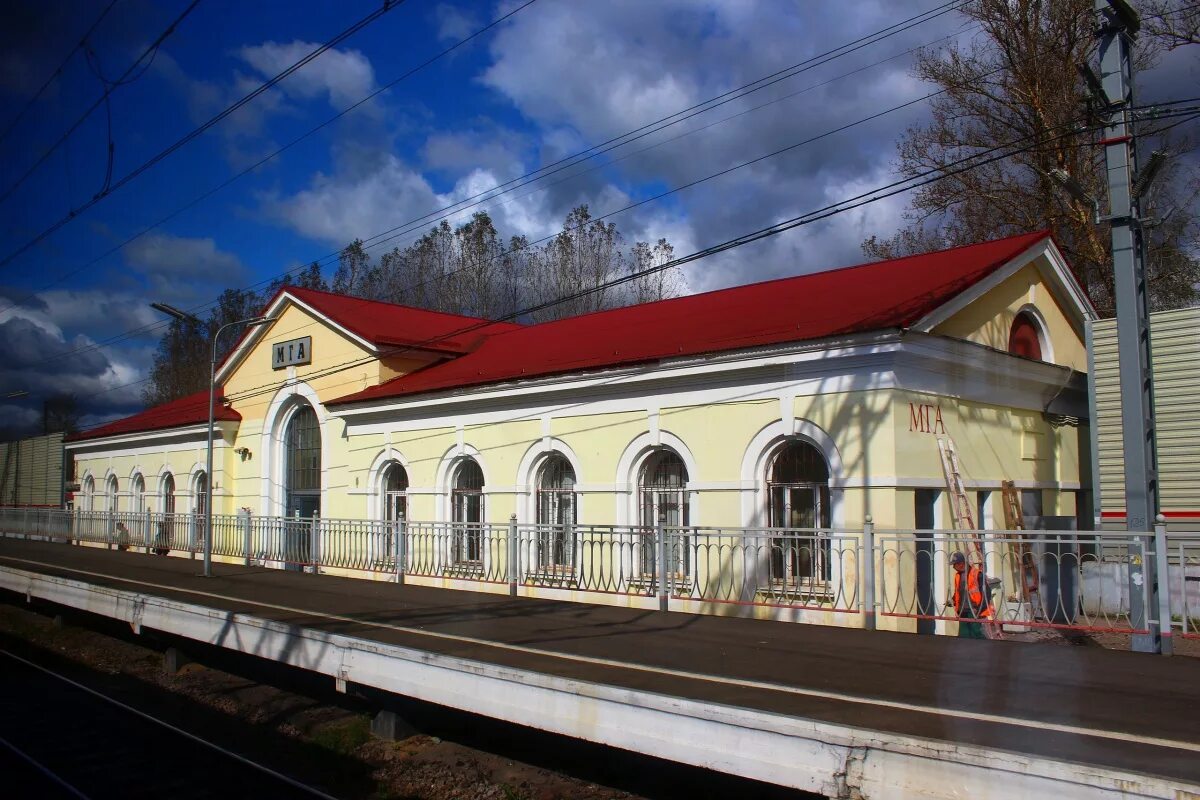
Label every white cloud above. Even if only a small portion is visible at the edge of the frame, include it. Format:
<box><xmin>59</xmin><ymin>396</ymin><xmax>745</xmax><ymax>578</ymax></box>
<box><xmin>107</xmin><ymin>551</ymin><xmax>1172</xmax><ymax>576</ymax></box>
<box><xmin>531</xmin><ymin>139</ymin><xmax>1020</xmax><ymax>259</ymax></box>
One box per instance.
<box><xmin>434</xmin><ymin>4</ymin><xmax>480</xmax><ymax>43</ymax></box>
<box><xmin>123</xmin><ymin>232</ymin><xmax>245</xmax><ymax>283</ymax></box>
<box><xmin>476</xmin><ymin>0</ymin><xmax>963</xmax><ymax>284</ymax></box>
<box><xmin>239</xmin><ymin>41</ymin><xmax>377</xmax><ymax>109</ymax></box>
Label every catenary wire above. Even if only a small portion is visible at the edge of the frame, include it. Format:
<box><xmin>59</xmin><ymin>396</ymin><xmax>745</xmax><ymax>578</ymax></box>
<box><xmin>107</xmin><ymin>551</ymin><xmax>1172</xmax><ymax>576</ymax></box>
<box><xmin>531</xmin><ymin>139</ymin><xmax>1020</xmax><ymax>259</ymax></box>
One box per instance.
<box><xmin>212</xmin><ymin>108</ymin><xmax>1200</xmax><ymax>413</ymax></box>
<box><xmin>64</xmin><ymin>115</ymin><xmax>1171</xmax><ymax>434</ymax></box>
<box><xmin>0</xmin><ymin>0</ymin><xmax>409</xmax><ymax>271</ymax></box>
<box><xmin>32</xmin><ymin>41</ymin><xmax>1198</xmax><ymax>407</ymax></box>
<box><xmin>0</xmin><ymin>0</ymin><xmax>202</xmax><ymax>207</ymax></box>
<box><xmin>33</xmin><ymin>88</ymin><xmax>1200</xmax><ymax>402</ymax></box>
<box><xmin>0</xmin><ymin>0</ymin><xmax>959</xmax><ymax>317</ymax></box>
<box><xmin>0</xmin><ymin>0</ymin><xmax>120</xmax><ymax>147</ymax></box>
<box><xmin>0</xmin><ymin>0</ymin><xmax>542</xmax><ymax>322</ymax></box>
<box><xmin>65</xmin><ymin>106</ymin><xmax>1142</xmax><ymax>433</ymax></box>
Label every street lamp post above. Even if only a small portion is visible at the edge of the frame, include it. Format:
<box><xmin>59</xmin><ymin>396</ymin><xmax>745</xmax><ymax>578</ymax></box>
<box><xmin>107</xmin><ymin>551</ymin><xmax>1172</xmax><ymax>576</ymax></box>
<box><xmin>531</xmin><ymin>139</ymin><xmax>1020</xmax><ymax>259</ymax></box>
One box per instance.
<box><xmin>152</xmin><ymin>303</ymin><xmax>267</xmax><ymax>577</ymax></box>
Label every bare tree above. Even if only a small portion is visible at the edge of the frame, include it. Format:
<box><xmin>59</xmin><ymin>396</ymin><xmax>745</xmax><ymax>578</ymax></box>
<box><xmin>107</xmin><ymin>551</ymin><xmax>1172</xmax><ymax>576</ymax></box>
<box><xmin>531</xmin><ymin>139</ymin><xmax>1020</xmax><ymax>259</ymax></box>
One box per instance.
<box><xmin>1143</xmin><ymin>0</ymin><xmax>1200</xmax><ymax>50</ymax></box>
<box><xmin>627</xmin><ymin>238</ymin><xmax>682</xmax><ymax>305</ymax></box>
<box><xmin>863</xmin><ymin>0</ymin><xmax>1199</xmax><ymax>314</ymax></box>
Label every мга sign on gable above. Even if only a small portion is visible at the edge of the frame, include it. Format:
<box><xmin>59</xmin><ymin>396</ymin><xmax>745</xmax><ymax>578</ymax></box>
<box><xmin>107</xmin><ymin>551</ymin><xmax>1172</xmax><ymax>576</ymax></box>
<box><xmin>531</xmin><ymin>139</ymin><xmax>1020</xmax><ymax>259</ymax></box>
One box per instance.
<box><xmin>272</xmin><ymin>336</ymin><xmax>312</xmax><ymax>369</ymax></box>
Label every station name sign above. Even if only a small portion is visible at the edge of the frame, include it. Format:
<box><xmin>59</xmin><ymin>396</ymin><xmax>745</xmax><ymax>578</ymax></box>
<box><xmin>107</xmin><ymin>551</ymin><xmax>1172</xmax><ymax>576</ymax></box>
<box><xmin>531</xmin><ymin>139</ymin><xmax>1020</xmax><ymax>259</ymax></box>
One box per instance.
<box><xmin>272</xmin><ymin>336</ymin><xmax>312</xmax><ymax>370</ymax></box>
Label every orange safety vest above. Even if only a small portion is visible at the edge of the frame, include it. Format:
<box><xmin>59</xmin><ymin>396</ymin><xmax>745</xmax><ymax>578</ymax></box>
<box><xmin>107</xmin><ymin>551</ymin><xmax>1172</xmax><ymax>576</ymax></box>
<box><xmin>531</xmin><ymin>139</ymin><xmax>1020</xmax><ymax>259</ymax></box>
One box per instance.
<box><xmin>953</xmin><ymin>565</ymin><xmax>992</xmax><ymax>618</ymax></box>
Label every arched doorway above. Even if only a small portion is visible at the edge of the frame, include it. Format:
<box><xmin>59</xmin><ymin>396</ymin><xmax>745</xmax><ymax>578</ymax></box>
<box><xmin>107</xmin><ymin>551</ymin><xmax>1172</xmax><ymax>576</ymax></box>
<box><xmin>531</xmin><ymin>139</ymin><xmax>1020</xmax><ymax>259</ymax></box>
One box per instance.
<box><xmin>285</xmin><ymin>405</ymin><xmax>322</xmax><ymax>518</ymax></box>
<box><xmin>767</xmin><ymin>440</ymin><xmax>831</xmax><ymax>588</ymax></box>
<box><xmin>283</xmin><ymin>405</ymin><xmax>321</xmax><ymax>570</ymax></box>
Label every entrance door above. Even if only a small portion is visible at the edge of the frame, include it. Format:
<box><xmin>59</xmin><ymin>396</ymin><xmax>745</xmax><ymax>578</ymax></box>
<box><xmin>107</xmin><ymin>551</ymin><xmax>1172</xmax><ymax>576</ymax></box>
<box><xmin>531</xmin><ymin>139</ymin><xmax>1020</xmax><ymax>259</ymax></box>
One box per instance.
<box><xmin>285</xmin><ymin>494</ymin><xmax>319</xmax><ymax>570</ymax></box>
<box><xmin>914</xmin><ymin>489</ymin><xmax>938</xmax><ymax>635</ymax></box>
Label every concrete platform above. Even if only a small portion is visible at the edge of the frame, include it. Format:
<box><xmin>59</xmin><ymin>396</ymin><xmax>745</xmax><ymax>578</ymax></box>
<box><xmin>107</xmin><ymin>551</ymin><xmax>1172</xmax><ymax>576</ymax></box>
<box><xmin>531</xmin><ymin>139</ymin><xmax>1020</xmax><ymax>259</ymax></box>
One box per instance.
<box><xmin>2</xmin><ymin>536</ymin><xmax>1198</xmax><ymax>799</ymax></box>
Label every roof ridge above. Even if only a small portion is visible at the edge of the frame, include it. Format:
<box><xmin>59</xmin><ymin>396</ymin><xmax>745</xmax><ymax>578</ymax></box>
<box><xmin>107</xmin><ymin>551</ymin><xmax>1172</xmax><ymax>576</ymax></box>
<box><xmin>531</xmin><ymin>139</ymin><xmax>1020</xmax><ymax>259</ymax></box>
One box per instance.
<box><xmin>286</xmin><ymin>285</ymin><xmax>522</xmax><ymax>328</ymax></box>
<box><xmin>514</xmin><ymin>229</ymin><xmax>1050</xmax><ymax>331</ymax></box>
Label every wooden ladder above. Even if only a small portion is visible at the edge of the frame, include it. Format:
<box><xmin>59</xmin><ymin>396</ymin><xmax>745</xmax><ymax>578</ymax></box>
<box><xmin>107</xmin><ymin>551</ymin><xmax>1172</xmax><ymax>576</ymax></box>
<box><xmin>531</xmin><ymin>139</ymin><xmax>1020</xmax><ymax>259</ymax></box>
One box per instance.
<box><xmin>1002</xmin><ymin>480</ymin><xmax>1041</xmax><ymax>606</ymax></box>
<box><xmin>937</xmin><ymin>437</ymin><xmax>981</xmax><ymax>552</ymax></box>
<box><xmin>938</xmin><ymin>437</ymin><xmax>1001</xmax><ymax>639</ymax></box>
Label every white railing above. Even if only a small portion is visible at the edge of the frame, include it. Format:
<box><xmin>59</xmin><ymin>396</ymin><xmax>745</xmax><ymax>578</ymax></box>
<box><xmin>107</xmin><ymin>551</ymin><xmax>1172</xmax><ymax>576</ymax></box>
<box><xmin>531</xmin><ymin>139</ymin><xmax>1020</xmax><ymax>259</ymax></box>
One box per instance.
<box><xmin>1</xmin><ymin>507</ymin><xmax>1195</xmax><ymax>644</ymax></box>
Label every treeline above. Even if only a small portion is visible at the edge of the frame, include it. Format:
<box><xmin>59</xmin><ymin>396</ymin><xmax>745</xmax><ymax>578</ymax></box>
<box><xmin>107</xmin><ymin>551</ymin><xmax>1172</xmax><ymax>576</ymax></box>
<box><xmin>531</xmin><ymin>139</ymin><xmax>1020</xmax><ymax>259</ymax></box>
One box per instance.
<box><xmin>143</xmin><ymin>206</ymin><xmax>682</xmax><ymax>405</ymax></box>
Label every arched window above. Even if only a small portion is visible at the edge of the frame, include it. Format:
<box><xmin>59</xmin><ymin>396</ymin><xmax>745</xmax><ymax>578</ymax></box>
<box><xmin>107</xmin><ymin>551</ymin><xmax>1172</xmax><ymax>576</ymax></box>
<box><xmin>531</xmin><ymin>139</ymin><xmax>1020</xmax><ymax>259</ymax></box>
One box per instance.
<box><xmin>639</xmin><ymin>450</ymin><xmax>689</xmax><ymax>577</ymax></box>
<box><xmin>193</xmin><ymin>472</ymin><xmax>208</xmax><ymax>516</ymax></box>
<box><xmin>105</xmin><ymin>475</ymin><xmax>119</xmax><ymax>513</ymax></box>
<box><xmin>767</xmin><ymin>440</ymin><xmax>831</xmax><ymax>586</ymax></box>
<box><xmin>1008</xmin><ymin>311</ymin><xmax>1044</xmax><ymax>361</ymax></box>
<box><xmin>537</xmin><ymin>455</ymin><xmax>577</xmax><ymax>526</ymax></box>
<box><xmin>639</xmin><ymin>450</ymin><xmax>688</xmax><ymax>527</ymax></box>
<box><xmin>285</xmin><ymin>405</ymin><xmax>321</xmax><ymax>518</ymax></box>
<box><xmin>158</xmin><ymin>473</ymin><xmax>176</xmax><ymax>554</ymax></box>
<box><xmin>161</xmin><ymin>474</ymin><xmax>176</xmax><ymax>515</ymax></box>
<box><xmin>536</xmin><ymin>455</ymin><xmax>577</xmax><ymax>571</ymax></box>
<box><xmin>452</xmin><ymin>459</ymin><xmax>484</xmax><ymax>565</ymax></box>
<box><xmin>82</xmin><ymin>476</ymin><xmax>95</xmax><ymax>511</ymax></box>
<box><xmin>381</xmin><ymin>461</ymin><xmax>408</xmax><ymax>522</ymax></box>
<box><xmin>131</xmin><ymin>474</ymin><xmax>146</xmax><ymax>514</ymax></box>
<box><xmin>768</xmin><ymin>441</ymin><xmax>830</xmax><ymax>528</ymax></box>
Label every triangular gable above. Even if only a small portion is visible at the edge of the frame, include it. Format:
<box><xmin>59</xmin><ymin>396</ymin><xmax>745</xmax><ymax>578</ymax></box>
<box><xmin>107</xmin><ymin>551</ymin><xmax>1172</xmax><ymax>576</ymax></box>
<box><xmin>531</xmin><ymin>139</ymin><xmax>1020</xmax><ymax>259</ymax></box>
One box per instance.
<box><xmin>910</xmin><ymin>236</ymin><xmax>1096</xmax><ymax>336</ymax></box>
<box><xmin>215</xmin><ymin>290</ymin><xmax>378</xmax><ymax>385</ymax></box>
<box><xmin>215</xmin><ymin>287</ymin><xmax>521</xmax><ymax>384</ymax></box>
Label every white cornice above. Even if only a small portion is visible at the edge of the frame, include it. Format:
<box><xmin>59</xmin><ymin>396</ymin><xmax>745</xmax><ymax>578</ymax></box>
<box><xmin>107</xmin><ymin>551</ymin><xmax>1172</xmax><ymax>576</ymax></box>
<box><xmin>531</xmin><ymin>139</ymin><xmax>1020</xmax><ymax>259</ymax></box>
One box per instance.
<box><xmin>65</xmin><ymin>422</ymin><xmax>234</xmax><ymax>453</ymax></box>
<box><xmin>331</xmin><ymin>330</ymin><xmax>1087</xmax><ymax>434</ymax></box>
<box><xmin>330</xmin><ymin>331</ymin><xmax>903</xmax><ymax>421</ymax></box>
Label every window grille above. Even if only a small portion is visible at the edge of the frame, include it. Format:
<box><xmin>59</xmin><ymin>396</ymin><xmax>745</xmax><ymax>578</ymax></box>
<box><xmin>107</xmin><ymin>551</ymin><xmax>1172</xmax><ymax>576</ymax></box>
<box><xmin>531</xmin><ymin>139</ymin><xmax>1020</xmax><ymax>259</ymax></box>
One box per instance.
<box><xmin>194</xmin><ymin>472</ymin><xmax>208</xmax><ymax>516</ymax></box>
<box><xmin>285</xmin><ymin>406</ymin><xmax>321</xmax><ymax>493</ymax></box>
<box><xmin>382</xmin><ymin>462</ymin><xmax>408</xmax><ymax>522</ymax></box>
<box><xmin>452</xmin><ymin>459</ymin><xmax>484</xmax><ymax>563</ymax></box>
<box><xmin>536</xmin><ymin>455</ymin><xmax>577</xmax><ymax>570</ymax></box>
<box><xmin>106</xmin><ymin>476</ymin><xmax>119</xmax><ymax>513</ymax></box>
<box><xmin>639</xmin><ymin>450</ymin><xmax>689</xmax><ymax>576</ymax></box>
<box><xmin>767</xmin><ymin>441</ymin><xmax>831</xmax><ymax>586</ymax></box>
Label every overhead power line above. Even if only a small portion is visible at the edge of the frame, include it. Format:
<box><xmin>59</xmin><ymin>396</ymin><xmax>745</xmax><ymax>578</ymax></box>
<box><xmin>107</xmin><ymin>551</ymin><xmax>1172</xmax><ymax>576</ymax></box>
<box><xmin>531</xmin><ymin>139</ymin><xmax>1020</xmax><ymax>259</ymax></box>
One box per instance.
<box><xmin>65</xmin><ymin>103</ymin><xmax>1200</xmax><ymax>434</ymax></box>
<box><xmin>4</xmin><ymin>0</ymin><xmax>962</xmax><ymax>355</ymax></box>
<box><xmin>215</xmin><ymin>113</ymin><xmax>1135</xmax><ymax>410</ymax></box>
<box><xmin>0</xmin><ymin>0</ymin><xmax>201</xmax><ymax>207</ymax></box>
<box><xmin>0</xmin><ymin>0</ymin><xmax>120</xmax><ymax>146</ymax></box>
<box><xmin>0</xmin><ymin>0</ymin><xmax>409</xmax><ymax>272</ymax></box>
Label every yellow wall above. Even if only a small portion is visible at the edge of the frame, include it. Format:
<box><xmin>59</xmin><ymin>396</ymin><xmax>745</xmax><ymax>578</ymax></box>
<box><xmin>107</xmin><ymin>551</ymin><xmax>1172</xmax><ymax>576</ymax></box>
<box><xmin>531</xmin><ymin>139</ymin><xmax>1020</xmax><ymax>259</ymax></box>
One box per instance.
<box><xmin>933</xmin><ymin>258</ymin><xmax>1086</xmax><ymax>371</ymax></box>
<box><xmin>71</xmin><ymin>267</ymin><xmax>1088</xmax><ymax>530</ymax></box>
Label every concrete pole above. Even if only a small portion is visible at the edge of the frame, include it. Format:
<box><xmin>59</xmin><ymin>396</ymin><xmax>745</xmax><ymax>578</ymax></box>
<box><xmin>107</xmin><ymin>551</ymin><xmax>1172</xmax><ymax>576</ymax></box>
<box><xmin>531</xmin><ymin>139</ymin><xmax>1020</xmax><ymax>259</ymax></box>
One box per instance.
<box><xmin>1094</xmin><ymin>0</ymin><xmax>1161</xmax><ymax>652</ymax></box>
<box><xmin>204</xmin><ymin>343</ymin><xmax>216</xmax><ymax>578</ymax></box>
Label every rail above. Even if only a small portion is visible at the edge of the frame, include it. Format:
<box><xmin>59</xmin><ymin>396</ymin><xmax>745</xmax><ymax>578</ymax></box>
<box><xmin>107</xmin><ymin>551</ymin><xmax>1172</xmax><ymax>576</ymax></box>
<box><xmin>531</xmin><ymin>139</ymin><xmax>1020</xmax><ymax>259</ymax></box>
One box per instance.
<box><xmin>1</xmin><ymin>507</ymin><xmax>1195</xmax><ymax>642</ymax></box>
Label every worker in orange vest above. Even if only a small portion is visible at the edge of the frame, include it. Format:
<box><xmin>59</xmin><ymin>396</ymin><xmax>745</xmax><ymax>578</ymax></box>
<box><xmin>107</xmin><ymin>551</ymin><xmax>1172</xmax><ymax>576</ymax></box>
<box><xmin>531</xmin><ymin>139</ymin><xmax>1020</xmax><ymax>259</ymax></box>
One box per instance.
<box><xmin>950</xmin><ymin>551</ymin><xmax>992</xmax><ymax>639</ymax></box>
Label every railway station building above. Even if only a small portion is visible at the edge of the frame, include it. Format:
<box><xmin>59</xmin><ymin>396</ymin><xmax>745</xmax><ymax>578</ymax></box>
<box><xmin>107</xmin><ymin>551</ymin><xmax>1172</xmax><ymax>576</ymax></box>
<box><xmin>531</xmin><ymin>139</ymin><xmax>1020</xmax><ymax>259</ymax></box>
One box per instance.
<box><xmin>64</xmin><ymin>230</ymin><xmax>1096</xmax><ymax>626</ymax></box>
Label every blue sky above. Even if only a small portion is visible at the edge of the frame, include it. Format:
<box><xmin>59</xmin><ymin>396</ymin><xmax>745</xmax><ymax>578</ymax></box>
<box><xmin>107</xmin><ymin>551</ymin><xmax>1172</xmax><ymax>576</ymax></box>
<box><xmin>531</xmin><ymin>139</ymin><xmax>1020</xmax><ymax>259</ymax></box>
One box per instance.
<box><xmin>0</xmin><ymin>0</ymin><xmax>1195</xmax><ymax>437</ymax></box>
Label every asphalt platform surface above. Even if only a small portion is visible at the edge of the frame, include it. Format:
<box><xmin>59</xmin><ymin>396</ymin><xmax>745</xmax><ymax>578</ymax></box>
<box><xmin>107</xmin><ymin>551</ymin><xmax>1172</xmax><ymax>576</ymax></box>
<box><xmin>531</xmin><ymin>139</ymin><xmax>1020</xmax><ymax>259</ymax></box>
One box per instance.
<box><xmin>2</xmin><ymin>537</ymin><xmax>1197</xmax><ymax>787</ymax></box>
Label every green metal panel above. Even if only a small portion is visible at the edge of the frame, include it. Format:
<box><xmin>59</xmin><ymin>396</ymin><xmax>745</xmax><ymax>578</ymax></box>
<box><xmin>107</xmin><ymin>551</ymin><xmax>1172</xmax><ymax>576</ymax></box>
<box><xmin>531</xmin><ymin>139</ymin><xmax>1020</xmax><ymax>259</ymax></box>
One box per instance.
<box><xmin>0</xmin><ymin>432</ymin><xmax>64</xmax><ymax>507</ymax></box>
<box><xmin>1093</xmin><ymin>307</ymin><xmax>1200</xmax><ymax>524</ymax></box>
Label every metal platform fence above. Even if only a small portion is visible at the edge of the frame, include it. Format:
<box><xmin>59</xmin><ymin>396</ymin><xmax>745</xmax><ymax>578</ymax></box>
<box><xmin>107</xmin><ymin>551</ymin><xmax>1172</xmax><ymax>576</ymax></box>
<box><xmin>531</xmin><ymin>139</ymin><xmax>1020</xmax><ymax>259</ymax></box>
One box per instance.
<box><xmin>1</xmin><ymin>507</ymin><xmax>1195</xmax><ymax>640</ymax></box>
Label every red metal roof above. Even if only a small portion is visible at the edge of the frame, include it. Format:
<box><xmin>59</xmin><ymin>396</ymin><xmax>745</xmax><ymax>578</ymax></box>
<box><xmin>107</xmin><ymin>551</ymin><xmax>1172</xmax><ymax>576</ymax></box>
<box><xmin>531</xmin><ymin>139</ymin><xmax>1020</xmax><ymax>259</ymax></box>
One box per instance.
<box><xmin>73</xmin><ymin>231</ymin><xmax>1055</xmax><ymax>441</ymax></box>
<box><xmin>268</xmin><ymin>286</ymin><xmax>522</xmax><ymax>353</ymax></box>
<box><xmin>67</xmin><ymin>390</ymin><xmax>240</xmax><ymax>443</ymax></box>
<box><xmin>329</xmin><ymin>230</ymin><xmax>1053</xmax><ymax>406</ymax></box>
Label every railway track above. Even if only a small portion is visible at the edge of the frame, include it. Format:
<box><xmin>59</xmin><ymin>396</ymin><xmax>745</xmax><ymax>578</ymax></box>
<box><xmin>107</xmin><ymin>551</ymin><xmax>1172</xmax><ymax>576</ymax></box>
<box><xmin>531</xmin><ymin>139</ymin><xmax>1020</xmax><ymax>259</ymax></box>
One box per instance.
<box><xmin>0</xmin><ymin>648</ymin><xmax>338</xmax><ymax>800</ymax></box>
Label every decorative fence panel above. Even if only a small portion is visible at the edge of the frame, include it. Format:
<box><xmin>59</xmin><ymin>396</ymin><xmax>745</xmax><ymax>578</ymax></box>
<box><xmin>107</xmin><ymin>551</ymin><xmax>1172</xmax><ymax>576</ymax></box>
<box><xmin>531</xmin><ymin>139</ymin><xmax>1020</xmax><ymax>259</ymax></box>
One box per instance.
<box><xmin>1</xmin><ymin>507</ymin><xmax>1196</xmax><ymax>643</ymax></box>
